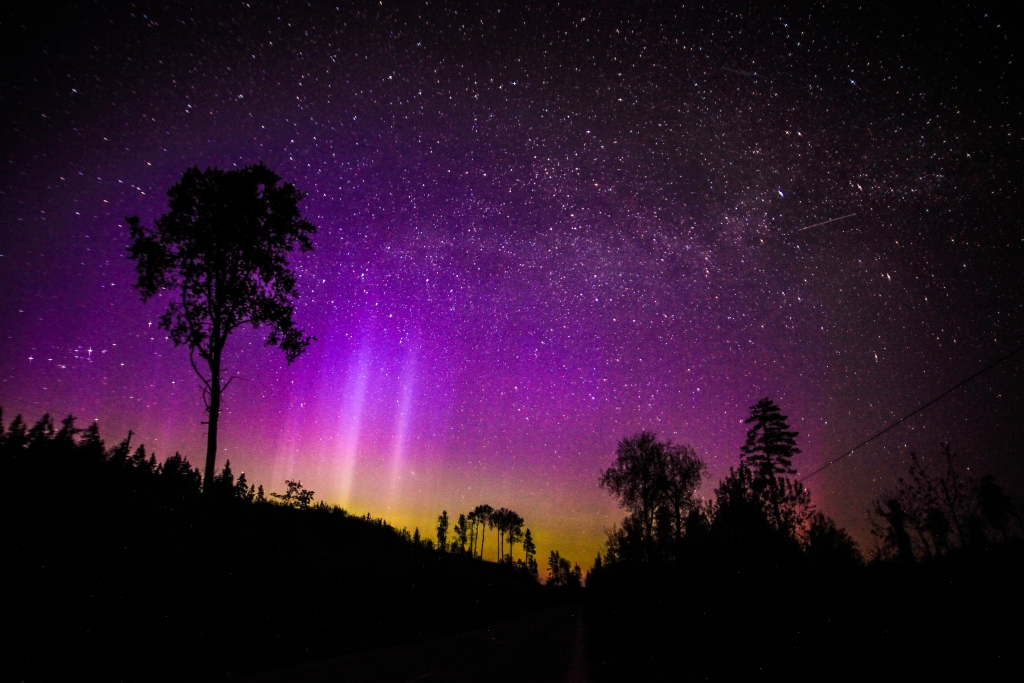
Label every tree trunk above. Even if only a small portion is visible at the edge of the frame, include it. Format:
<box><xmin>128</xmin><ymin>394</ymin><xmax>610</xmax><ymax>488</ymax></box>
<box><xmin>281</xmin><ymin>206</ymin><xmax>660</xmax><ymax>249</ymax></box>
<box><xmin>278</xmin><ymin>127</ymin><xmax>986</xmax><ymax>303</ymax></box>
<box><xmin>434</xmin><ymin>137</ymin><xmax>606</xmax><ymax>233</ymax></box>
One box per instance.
<box><xmin>203</xmin><ymin>351</ymin><xmax>222</xmax><ymax>492</ymax></box>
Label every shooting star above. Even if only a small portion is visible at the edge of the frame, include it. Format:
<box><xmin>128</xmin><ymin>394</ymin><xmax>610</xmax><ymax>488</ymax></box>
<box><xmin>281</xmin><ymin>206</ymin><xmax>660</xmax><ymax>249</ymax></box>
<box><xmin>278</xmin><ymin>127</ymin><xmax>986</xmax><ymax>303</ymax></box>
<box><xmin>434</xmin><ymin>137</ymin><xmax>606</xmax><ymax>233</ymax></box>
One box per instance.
<box><xmin>795</xmin><ymin>213</ymin><xmax>857</xmax><ymax>233</ymax></box>
<box><xmin>723</xmin><ymin>67</ymin><xmax>764</xmax><ymax>79</ymax></box>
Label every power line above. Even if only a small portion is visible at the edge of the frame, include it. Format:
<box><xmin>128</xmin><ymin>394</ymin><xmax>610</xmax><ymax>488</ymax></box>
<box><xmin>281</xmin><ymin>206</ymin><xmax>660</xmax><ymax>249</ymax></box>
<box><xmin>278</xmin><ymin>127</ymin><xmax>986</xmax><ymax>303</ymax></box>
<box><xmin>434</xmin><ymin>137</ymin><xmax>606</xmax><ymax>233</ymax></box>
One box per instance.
<box><xmin>801</xmin><ymin>342</ymin><xmax>1024</xmax><ymax>482</ymax></box>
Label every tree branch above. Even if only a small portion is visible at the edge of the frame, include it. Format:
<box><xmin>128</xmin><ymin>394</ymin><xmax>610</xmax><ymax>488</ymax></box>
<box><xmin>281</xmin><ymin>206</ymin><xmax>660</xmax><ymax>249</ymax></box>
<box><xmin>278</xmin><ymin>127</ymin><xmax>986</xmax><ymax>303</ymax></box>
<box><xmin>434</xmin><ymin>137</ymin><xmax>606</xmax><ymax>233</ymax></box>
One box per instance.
<box><xmin>221</xmin><ymin>375</ymin><xmax>243</xmax><ymax>394</ymax></box>
<box><xmin>189</xmin><ymin>347</ymin><xmax>213</xmax><ymax>411</ymax></box>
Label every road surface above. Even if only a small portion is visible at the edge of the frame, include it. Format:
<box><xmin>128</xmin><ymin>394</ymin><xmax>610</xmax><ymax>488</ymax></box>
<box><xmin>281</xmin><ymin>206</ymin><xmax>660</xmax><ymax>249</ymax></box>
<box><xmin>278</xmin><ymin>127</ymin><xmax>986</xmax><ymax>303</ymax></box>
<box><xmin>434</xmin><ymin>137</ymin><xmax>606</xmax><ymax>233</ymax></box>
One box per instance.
<box><xmin>250</xmin><ymin>606</ymin><xmax>589</xmax><ymax>683</ymax></box>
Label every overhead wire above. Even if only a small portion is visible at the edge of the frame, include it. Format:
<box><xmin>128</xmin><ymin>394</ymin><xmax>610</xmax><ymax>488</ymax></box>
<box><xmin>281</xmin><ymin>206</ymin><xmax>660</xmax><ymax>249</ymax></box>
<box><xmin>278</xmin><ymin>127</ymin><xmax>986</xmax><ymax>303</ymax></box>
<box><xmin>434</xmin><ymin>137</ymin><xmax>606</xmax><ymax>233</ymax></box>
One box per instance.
<box><xmin>801</xmin><ymin>342</ymin><xmax>1024</xmax><ymax>482</ymax></box>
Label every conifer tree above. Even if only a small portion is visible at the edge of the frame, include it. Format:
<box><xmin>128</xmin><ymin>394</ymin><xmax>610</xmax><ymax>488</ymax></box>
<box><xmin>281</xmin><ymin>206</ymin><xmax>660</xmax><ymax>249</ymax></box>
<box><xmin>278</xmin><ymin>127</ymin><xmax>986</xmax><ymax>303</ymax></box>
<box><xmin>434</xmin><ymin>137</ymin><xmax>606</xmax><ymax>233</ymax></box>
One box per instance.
<box><xmin>436</xmin><ymin>510</ymin><xmax>450</xmax><ymax>552</ymax></box>
<box><xmin>739</xmin><ymin>398</ymin><xmax>809</xmax><ymax>533</ymax></box>
<box><xmin>740</xmin><ymin>398</ymin><xmax>801</xmax><ymax>477</ymax></box>
<box><xmin>78</xmin><ymin>421</ymin><xmax>106</xmax><ymax>463</ymax></box>
<box><xmin>523</xmin><ymin>528</ymin><xmax>537</xmax><ymax>572</ymax></box>
<box><xmin>5</xmin><ymin>414</ymin><xmax>29</xmax><ymax>451</ymax></box>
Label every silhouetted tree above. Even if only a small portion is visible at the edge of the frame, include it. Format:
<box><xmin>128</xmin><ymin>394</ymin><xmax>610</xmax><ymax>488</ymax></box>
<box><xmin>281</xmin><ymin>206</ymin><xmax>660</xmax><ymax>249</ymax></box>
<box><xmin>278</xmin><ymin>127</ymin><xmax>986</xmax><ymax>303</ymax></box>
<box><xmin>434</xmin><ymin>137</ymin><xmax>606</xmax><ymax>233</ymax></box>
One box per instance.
<box><xmin>547</xmin><ymin>551</ymin><xmax>564</xmax><ymax>585</ymax></box>
<box><xmin>585</xmin><ymin>553</ymin><xmax>604</xmax><ymax>585</ymax></box>
<box><xmin>868</xmin><ymin>445</ymin><xmax>1011</xmax><ymax>560</ymax></box>
<box><xmin>599</xmin><ymin>431</ymin><xmax>667</xmax><ymax>554</ymax></box>
<box><xmin>741</xmin><ymin>398</ymin><xmax>800</xmax><ymax>475</ymax></box>
<box><xmin>5</xmin><ymin>413</ymin><xmax>29</xmax><ymax>451</ymax></box>
<box><xmin>234</xmin><ymin>472</ymin><xmax>255</xmax><ymax>502</ymax></box>
<box><xmin>54</xmin><ymin>414</ymin><xmax>81</xmax><ymax>450</ymax></box>
<box><xmin>978</xmin><ymin>474</ymin><xmax>1015</xmax><ymax>541</ymax></box>
<box><xmin>740</xmin><ymin>398</ymin><xmax>807</xmax><ymax>532</ymax></box>
<box><xmin>546</xmin><ymin>551</ymin><xmax>581</xmax><ymax>588</ymax></box>
<box><xmin>711</xmin><ymin>463</ymin><xmax>768</xmax><ymax>541</ymax></box>
<box><xmin>602</xmin><ymin>515</ymin><xmax>646</xmax><ymax>564</ymax></box>
<box><xmin>472</xmin><ymin>504</ymin><xmax>494</xmax><ymax>559</ymax></box>
<box><xmin>523</xmin><ymin>528</ymin><xmax>538</xmax><ymax>575</ymax></box>
<box><xmin>27</xmin><ymin>413</ymin><xmax>55</xmax><ymax>453</ymax></box>
<box><xmin>806</xmin><ymin>512</ymin><xmax>862</xmax><ymax>567</ymax></box>
<box><xmin>600</xmin><ymin>432</ymin><xmax>706</xmax><ymax>560</ymax></box>
<box><xmin>160</xmin><ymin>452</ymin><xmax>203</xmax><ymax>495</ymax></box>
<box><xmin>436</xmin><ymin>510</ymin><xmax>450</xmax><ymax>552</ymax></box>
<box><xmin>505</xmin><ymin>510</ymin><xmax>524</xmax><ymax>561</ymax></box>
<box><xmin>106</xmin><ymin>431</ymin><xmax>133</xmax><ymax>469</ymax></box>
<box><xmin>271</xmin><ymin>480</ymin><xmax>314</xmax><ymax>509</ymax></box>
<box><xmin>871</xmin><ymin>497</ymin><xmax>916</xmax><ymax>564</ymax></box>
<box><xmin>453</xmin><ymin>513</ymin><xmax>468</xmax><ymax>553</ymax></box>
<box><xmin>492</xmin><ymin>507</ymin><xmax>509</xmax><ymax>559</ymax></box>
<box><xmin>211</xmin><ymin>460</ymin><xmax>237</xmax><ymax>498</ymax></box>
<box><xmin>466</xmin><ymin>509</ymin><xmax>479</xmax><ymax>556</ymax></box>
<box><xmin>127</xmin><ymin>163</ymin><xmax>317</xmax><ymax>492</ymax></box>
<box><xmin>78</xmin><ymin>421</ymin><xmax>106</xmax><ymax>463</ymax></box>
<box><xmin>663</xmin><ymin>443</ymin><xmax>706</xmax><ymax>545</ymax></box>
<box><xmin>929</xmin><ymin>444</ymin><xmax>978</xmax><ymax>548</ymax></box>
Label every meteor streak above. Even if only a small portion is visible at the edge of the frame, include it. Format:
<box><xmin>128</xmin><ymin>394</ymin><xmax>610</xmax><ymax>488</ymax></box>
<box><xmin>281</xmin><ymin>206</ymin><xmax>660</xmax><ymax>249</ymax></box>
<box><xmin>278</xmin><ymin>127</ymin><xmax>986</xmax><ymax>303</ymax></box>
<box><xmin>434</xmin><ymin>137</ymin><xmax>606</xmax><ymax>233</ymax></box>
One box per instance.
<box><xmin>795</xmin><ymin>213</ymin><xmax>857</xmax><ymax>232</ymax></box>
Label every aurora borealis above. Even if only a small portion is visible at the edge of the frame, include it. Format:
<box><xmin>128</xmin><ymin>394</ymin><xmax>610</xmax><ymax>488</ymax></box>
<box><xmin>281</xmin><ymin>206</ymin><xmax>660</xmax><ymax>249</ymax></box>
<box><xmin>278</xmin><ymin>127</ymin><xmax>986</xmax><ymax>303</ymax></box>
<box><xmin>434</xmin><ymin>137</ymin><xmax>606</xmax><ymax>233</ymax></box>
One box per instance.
<box><xmin>2</xmin><ymin>1</ymin><xmax>1021</xmax><ymax>566</ymax></box>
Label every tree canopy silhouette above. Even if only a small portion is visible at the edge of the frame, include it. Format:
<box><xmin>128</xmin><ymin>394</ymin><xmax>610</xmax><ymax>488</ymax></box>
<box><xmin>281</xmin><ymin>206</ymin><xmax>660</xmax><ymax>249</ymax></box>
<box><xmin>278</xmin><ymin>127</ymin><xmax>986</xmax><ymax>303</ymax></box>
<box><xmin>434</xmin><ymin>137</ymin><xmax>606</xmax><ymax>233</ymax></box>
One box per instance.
<box><xmin>599</xmin><ymin>431</ymin><xmax>706</xmax><ymax>560</ymax></box>
<box><xmin>127</xmin><ymin>163</ymin><xmax>316</xmax><ymax>491</ymax></box>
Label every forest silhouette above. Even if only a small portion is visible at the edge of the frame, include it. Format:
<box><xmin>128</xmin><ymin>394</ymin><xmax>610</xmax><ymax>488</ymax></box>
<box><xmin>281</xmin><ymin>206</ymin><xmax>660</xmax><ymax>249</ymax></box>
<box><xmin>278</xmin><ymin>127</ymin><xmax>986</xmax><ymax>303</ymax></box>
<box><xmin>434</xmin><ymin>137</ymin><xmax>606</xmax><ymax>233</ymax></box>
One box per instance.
<box><xmin>6</xmin><ymin>400</ymin><xmax>1021</xmax><ymax>681</ymax></box>
<box><xmin>4</xmin><ymin>409</ymin><xmax>568</xmax><ymax>681</ymax></box>
<box><xmin>583</xmin><ymin>399</ymin><xmax>1023</xmax><ymax>680</ymax></box>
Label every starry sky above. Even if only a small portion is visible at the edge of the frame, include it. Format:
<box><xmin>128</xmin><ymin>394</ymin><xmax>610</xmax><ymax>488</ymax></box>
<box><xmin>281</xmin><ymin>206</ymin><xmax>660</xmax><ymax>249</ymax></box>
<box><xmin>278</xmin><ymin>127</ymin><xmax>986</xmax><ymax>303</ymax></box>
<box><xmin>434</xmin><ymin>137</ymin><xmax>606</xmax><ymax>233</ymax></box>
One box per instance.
<box><xmin>2</xmin><ymin>1</ymin><xmax>1021</xmax><ymax>566</ymax></box>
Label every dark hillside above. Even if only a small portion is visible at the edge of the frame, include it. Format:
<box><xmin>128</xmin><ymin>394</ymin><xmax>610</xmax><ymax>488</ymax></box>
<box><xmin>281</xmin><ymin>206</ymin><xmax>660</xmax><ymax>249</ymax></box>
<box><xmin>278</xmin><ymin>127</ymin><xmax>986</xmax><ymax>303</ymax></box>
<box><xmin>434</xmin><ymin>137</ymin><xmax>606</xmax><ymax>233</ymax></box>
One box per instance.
<box><xmin>5</xmin><ymin>414</ymin><xmax>544</xmax><ymax>682</ymax></box>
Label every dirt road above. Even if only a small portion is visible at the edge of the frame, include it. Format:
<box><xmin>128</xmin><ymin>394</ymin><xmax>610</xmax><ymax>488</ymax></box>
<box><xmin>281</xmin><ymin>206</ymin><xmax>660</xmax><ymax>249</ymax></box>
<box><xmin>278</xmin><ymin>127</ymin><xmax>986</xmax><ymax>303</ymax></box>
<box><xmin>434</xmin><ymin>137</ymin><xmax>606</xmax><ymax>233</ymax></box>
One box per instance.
<box><xmin>250</xmin><ymin>606</ymin><xmax>589</xmax><ymax>683</ymax></box>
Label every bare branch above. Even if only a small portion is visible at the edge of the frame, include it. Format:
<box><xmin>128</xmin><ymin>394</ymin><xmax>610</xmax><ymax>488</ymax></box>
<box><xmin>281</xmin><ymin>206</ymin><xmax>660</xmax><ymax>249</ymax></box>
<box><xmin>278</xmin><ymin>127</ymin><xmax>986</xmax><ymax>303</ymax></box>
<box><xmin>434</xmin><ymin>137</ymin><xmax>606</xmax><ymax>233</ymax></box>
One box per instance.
<box><xmin>221</xmin><ymin>375</ymin><xmax>243</xmax><ymax>394</ymax></box>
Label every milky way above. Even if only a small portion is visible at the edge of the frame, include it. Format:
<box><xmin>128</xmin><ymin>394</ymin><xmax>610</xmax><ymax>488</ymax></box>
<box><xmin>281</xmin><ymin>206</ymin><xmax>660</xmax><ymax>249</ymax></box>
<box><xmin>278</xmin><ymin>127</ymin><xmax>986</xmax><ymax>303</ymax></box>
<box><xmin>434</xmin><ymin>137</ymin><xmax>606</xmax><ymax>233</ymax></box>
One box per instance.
<box><xmin>2</xmin><ymin>1</ymin><xmax>1021</xmax><ymax>564</ymax></box>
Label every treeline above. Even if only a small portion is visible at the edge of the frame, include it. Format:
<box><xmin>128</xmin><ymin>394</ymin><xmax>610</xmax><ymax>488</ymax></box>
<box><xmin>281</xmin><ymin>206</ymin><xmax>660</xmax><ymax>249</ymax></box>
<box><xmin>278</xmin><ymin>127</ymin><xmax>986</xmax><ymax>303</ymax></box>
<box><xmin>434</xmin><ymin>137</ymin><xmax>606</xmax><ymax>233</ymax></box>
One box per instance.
<box><xmin>870</xmin><ymin>443</ymin><xmax>1020</xmax><ymax>562</ymax></box>
<box><xmin>593</xmin><ymin>399</ymin><xmax>1018</xmax><ymax>572</ymax></box>
<box><xmin>432</xmin><ymin>506</ymin><xmax>547</xmax><ymax>579</ymax></box>
<box><xmin>585</xmin><ymin>398</ymin><xmax>1023</xmax><ymax>680</ymax></box>
<box><xmin>0</xmin><ymin>409</ymin><xmax>313</xmax><ymax>507</ymax></box>
<box><xmin>3</xmin><ymin>408</ymin><xmax>547</xmax><ymax>682</ymax></box>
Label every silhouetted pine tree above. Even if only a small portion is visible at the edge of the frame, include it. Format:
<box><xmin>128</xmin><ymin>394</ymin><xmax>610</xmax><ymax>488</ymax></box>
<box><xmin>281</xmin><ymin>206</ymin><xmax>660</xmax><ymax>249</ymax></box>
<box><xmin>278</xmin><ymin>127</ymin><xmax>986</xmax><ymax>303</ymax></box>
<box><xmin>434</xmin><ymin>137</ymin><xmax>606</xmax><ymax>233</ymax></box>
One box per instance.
<box><xmin>738</xmin><ymin>398</ymin><xmax>810</xmax><ymax>534</ymax></box>
<box><xmin>5</xmin><ymin>414</ymin><xmax>29</xmax><ymax>451</ymax></box>
<box><xmin>741</xmin><ymin>398</ymin><xmax>801</xmax><ymax>476</ymax></box>
<box><xmin>436</xmin><ymin>510</ymin><xmax>450</xmax><ymax>552</ymax></box>
<box><xmin>78</xmin><ymin>422</ymin><xmax>106</xmax><ymax>463</ymax></box>
<box><xmin>27</xmin><ymin>414</ymin><xmax>55</xmax><ymax>453</ymax></box>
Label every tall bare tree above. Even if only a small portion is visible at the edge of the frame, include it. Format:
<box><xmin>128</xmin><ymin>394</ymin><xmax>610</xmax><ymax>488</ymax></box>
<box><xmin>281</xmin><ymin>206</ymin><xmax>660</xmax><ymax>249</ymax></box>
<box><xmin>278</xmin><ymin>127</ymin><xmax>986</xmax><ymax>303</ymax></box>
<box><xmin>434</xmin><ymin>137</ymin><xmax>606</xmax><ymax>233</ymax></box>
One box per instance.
<box><xmin>505</xmin><ymin>510</ymin><xmax>524</xmax><ymax>561</ymax></box>
<box><xmin>472</xmin><ymin>504</ymin><xmax>493</xmax><ymax>559</ymax></box>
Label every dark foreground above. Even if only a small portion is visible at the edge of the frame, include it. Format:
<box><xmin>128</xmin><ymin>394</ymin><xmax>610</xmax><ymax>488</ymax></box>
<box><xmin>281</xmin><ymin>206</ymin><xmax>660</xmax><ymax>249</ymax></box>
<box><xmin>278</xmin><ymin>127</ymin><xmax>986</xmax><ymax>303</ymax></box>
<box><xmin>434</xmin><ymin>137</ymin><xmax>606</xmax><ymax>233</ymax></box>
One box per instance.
<box><xmin>253</xmin><ymin>606</ymin><xmax>586</xmax><ymax>683</ymax></box>
<box><xmin>8</xmin><ymin>417</ymin><xmax>1023</xmax><ymax>681</ymax></box>
<box><xmin>584</xmin><ymin>544</ymin><xmax>1024</xmax><ymax>681</ymax></box>
<box><xmin>7</xmin><ymin>423</ymin><xmax>546</xmax><ymax>682</ymax></box>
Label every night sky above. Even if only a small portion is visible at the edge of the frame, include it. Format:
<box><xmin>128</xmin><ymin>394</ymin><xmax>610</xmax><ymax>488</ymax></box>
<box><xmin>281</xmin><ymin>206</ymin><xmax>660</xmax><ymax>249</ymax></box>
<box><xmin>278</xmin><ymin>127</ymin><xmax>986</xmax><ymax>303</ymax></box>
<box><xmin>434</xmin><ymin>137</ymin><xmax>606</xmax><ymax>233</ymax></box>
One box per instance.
<box><xmin>2</xmin><ymin>1</ymin><xmax>1021</xmax><ymax>566</ymax></box>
